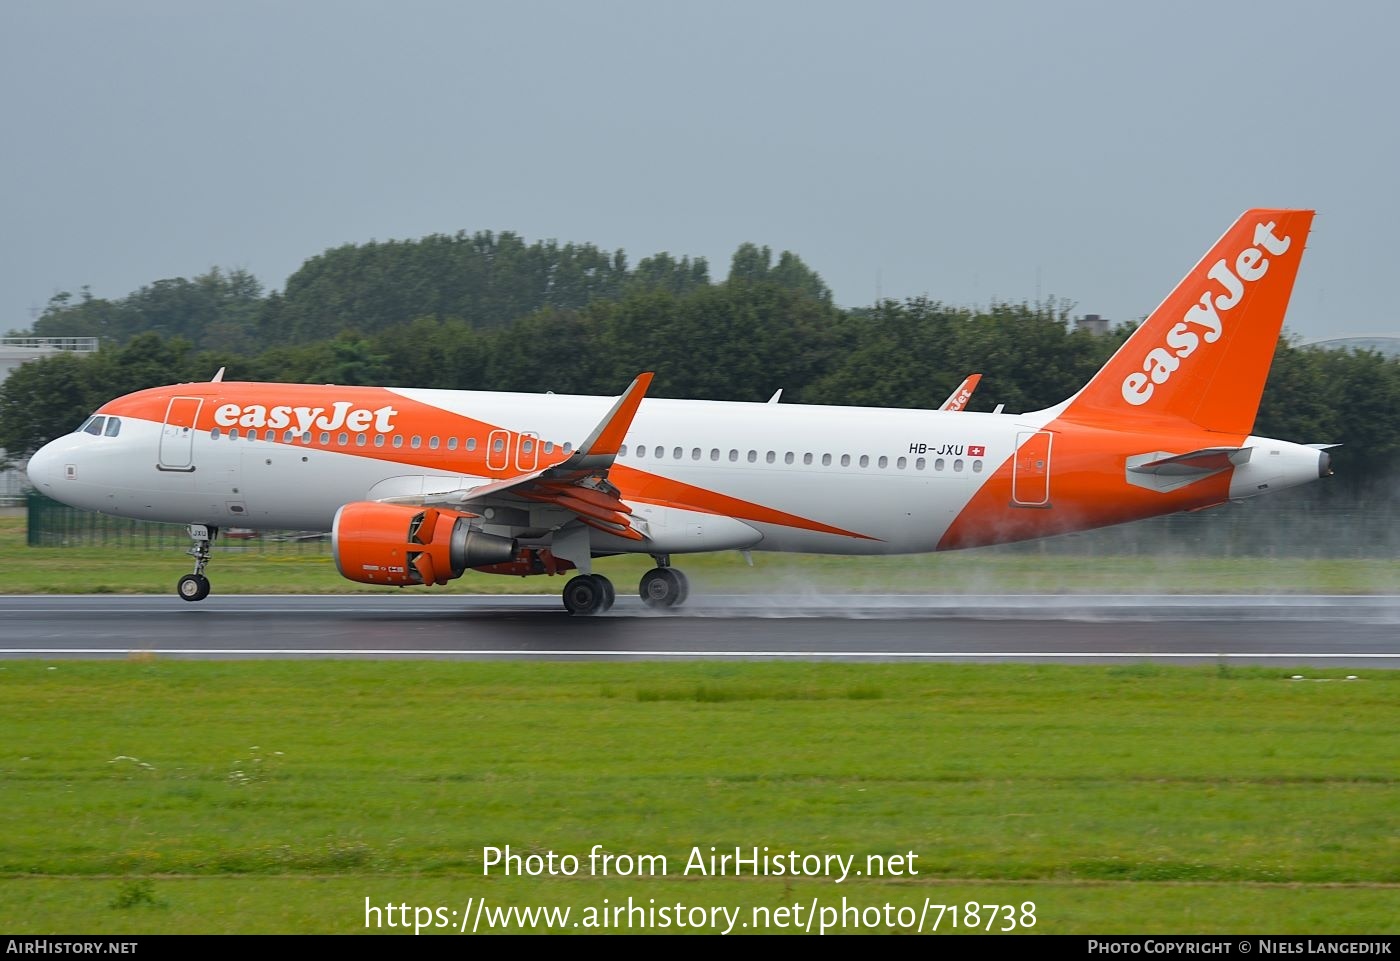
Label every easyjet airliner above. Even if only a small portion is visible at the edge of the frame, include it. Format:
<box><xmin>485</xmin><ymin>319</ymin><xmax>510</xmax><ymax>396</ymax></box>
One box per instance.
<box><xmin>26</xmin><ymin>209</ymin><xmax>1331</xmax><ymax>614</ymax></box>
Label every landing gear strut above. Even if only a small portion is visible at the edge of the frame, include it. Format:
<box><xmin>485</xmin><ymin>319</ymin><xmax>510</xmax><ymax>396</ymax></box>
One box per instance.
<box><xmin>562</xmin><ymin>573</ymin><xmax>615</xmax><ymax>616</ymax></box>
<box><xmin>640</xmin><ymin>555</ymin><xmax>689</xmax><ymax>609</ymax></box>
<box><xmin>178</xmin><ymin>524</ymin><xmax>217</xmax><ymax>602</ymax></box>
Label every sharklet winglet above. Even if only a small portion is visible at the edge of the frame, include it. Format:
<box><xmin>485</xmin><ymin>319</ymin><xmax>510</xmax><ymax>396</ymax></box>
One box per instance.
<box><xmin>559</xmin><ymin>372</ymin><xmax>654</xmax><ymax>472</ymax></box>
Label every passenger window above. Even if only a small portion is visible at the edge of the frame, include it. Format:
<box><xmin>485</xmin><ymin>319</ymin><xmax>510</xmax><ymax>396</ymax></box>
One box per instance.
<box><xmin>338</xmin><ymin>432</ymin><xmax>349</xmax><ymax>446</ymax></box>
<box><xmin>954</xmin><ymin>459</ymin><xmax>964</xmax><ymax>472</ymax></box>
<box><xmin>211</xmin><ymin>428</ymin><xmax>222</xmax><ymax>439</ymax></box>
<box><xmin>859</xmin><ymin>455</ymin><xmax>869</xmax><ymax>468</ymax></box>
<box><xmin>521</xmin><ymin>439</ymin><xmax>532</xmax><ymax>453</ymax></box>
<box><xmin>729</xmin><ymin>449</ymin><xmax>739</xmax><ymax>462</ymax></box>
<box><xmin>766</xmin><ymin>451</ymin><xmax>775</xmax><ymax>464</ymax></box>
<box><xmin>784</xmin><ymin>452</ymin><xmax>794</xmax><ymax>465</ymax></box>
<box><xmin>319</xmin><ymin>432</ymin><xmax>330</xmax><ymax>445</ymax></box>
<box><xmin>710</xmin><ymin>449</ymin><xmax>720</xmax><ymax>461</ymax></box>
<box><xmin>466</xmin><ymin>438</ymin><xmax>477</xmax><ymax>451</ymax></box>
<box><xmin>543</xmin><ymin>441</ymin><xmax>554</xmax><ymax>454</ymax></box>
<box><xmin>973</xmin><ymin>459</ymin><xmax>984</xmax><ymax>473</ymax></box>
<box><xmin>637</xmin><ymin>445</ymin><xmax>647</xmax><ymax>458</ymax></box>
<box><xmin>230</xmin><ymin>429</ymin><xmax>240</xmax><ymax>441</ymax></box>
<box><xmin>935</xmin><ymin>458</ymin><xmax>946</xmax><ymax>471</ymax></box>
<box><xmin>878</xmin><ymin>456</ymin><xmax>888</xmax><ymax>468</ymax></box>
<box><xmin>840</xmin><ymin>454</ymin><xmax>851</xmax><ymax>467</ymax></box>
<box><xmin>429</xmin><ymin>436</ymin><xmax>439</xmax><ymax>450</ymax></box>
<box><xmin>104</xmin><ymin>418</ymin><xmax>121</xmax><ymax>437</ymax></box>
<box><xmin>916</xmin><ymin>457</ymin><xmax>926</xmax><ymax>470</ymax></box>
<box><xmin>673</xmin><ymin>446</ymin><xmax>682</xmax><ymax>460</ymax></box>
<box><xmin>747</xmin><ymin>450</ymin><xmax>757</xmax><ymax>463</ymax></box>
<box><xmin>692</xmin><ymin>448</ymin><xmax>701</xmax><ymax>461</ymax></box>
<box><xmin>821</xmin><ymin>453</ymin><xmax>832</xmax><ymax>466</ymax></box>
<box><xmin>411</xmin><ymin>436</ymin><xmax>422</xmax><ymax>449</ymax></box>
<box><xmin>897</xmin><ymin>456</ymin><xmax>907</xmax><ymax>469</ymax></box>
<box><xmin>804</xmin><ymin>453</ymin><xmax>813</xmax><ymax>465</ymax></box>
<box><xmin>375</xmin><ymin>435</ymin><xmax>386</xmax><ymax>448</ymax></box>
<box><xmin>448</xmin><ymin>437</ymin><xmax>459</xmax><ymax>451</ymax></box>
<box><xmin>356</xmin><ymin>434</ymin><xmax>367</xmax><ymax>447</ymax></box>
<box><xmin>392</xmin><ymin>435</ymin><xmax>404</xmax><ymax>448</ymax></box>
<box><xmin>284</xmin><ymin>430</ymin><xmax>295</xmax><ymax>443</ymax></box>
<box><xmin>492</xmin><ymin>437</ymin><xmax>504</xmax><ymax>453</ymax></box>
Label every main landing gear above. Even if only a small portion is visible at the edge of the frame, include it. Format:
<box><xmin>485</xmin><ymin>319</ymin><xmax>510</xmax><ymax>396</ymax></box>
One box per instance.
<box><xmin>560</xmin><ymin>555</ymin><xmax>691</xmax><ymax>615</ymax></box>
<box><xmin>177</xmin><ymin>524</ymin><xmax>217</xmax><ymax>602</ymax></box>
<box><xmin>562</xmin><ymin>573</ymin><xmax>616</xmax><ymax>615</ymax></box>
<box><xmin>640</xmin><ymin>555</ymin><xmax>689</xmax><ymax>609</ymax></box>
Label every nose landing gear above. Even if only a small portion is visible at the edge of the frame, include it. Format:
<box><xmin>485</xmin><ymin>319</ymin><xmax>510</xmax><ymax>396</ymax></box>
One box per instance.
<box><xmin>178</xmin><ymin>524</ymin><xmax>217</xmax><ymax>602</ymax></box>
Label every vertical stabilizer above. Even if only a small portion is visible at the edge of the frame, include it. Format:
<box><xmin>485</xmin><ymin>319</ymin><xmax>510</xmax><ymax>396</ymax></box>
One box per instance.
<box><xmin>1061</xmin><ymin>209</ymin><xmax>1314</xmax><ymax>434</ymax></box>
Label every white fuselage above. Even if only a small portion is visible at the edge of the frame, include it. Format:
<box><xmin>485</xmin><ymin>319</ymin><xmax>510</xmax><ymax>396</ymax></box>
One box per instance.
<box><xmin>25</xmin><ymin>382</ymin><xmax>1330</xmax><ymax>560</ymax></box>
<box><xmin>28</xmin><ymin>387</ymin><xmax>1053</xmax><ymax>555</ymax></box>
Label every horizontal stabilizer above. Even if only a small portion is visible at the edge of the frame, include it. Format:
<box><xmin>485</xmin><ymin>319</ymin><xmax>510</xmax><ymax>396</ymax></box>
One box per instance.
<box><xmin>1125</xmin><ymin>447</ymin><xmax>1252</xmax><ymax>494</ymax></box>
<box><xmin>1128</xmin><ymin>447</ymin><xmax>1252</xmax><ymax>476</ymax></box>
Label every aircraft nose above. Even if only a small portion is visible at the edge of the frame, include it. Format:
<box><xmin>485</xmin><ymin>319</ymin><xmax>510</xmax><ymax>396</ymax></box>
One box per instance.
<box><xmin>25</xmin><ymin>440</ymin><xmax>66</xmax><ymax>494</ymax></box>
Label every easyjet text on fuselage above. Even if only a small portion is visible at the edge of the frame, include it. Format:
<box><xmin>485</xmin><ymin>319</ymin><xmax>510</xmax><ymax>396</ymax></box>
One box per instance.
<box><xmin>212</xmin><ymin>401</ymin><xmax>399</xmax><ymax>435</ymax></box>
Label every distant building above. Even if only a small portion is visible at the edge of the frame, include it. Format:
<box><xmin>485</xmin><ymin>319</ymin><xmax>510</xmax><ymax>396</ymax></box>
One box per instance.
<box><xmin>1076</xmin><ymin>314</ymin><xmax>1110</xmax><ymax>336</ymax></box>
<box><xmin>1303</xmin><ymin>335</ymin><xmax>1400</xmax><ymax>358</ymax></box>
<box><xmin>0</xmin><ymin>337</ymin><xmax>100</xmax><ymax>501</ymax></box>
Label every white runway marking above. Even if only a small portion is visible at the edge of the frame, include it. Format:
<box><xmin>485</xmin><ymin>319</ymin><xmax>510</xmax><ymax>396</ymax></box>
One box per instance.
<box><xmin>3</xmin><ymin>648</ymin><xmax>1397</xmax><ymax>659</ymax></box>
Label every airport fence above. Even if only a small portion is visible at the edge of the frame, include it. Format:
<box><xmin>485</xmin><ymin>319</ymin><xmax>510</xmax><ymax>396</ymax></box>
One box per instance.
<box><xmin>20</xmin><ymin>489</ymin><xmax>1399</xmax><ymax>559</ymax></box>
<box><xmin>24</xmin><ymin>493</ymin><xmax>330</xmax><ymax>554</ymax></box>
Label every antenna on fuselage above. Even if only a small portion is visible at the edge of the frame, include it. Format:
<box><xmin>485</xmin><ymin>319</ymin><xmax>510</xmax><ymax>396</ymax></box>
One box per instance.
<box><xmin>211</xmin><ymin>367</ymin><xmax>226</xmax><ymax>383</ymax></box>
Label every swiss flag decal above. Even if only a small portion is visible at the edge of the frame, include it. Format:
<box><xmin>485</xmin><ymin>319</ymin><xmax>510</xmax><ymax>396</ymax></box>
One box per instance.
<box><xmin>969</xmin><ymin>445</ymin><xmax>986</xmax><ymax>457</ymax></box>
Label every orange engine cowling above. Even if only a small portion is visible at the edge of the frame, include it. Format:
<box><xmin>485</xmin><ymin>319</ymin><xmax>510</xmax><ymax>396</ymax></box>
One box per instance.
<box><xmin>332</xmin><ymin>502</ymin><xmax>516</xmax><ymax>587</ymax></box>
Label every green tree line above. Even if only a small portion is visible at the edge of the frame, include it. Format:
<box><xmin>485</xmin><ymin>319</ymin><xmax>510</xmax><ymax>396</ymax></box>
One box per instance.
<box><xmin>4</xmin><ymin>231</ymin><xmax>1396</xmax><ymax>501</ymax></box>
<box><xmin>16</xmin><ymin>233</ymin><xmax>812</xmax><ymax>353</ymax></box>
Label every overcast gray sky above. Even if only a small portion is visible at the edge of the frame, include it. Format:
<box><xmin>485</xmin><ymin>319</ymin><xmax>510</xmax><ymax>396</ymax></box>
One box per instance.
<box><xmin>3</xmin><ymin>0</ymin><xmax>1397</xmax><ymax>342</ymax></box>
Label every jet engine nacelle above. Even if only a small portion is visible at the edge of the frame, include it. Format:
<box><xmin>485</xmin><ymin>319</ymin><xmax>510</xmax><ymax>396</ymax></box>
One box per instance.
<box><xmin>332</xmin><ymin>502</ymin><xmax>516</xmax><ymax>586</ymax></box>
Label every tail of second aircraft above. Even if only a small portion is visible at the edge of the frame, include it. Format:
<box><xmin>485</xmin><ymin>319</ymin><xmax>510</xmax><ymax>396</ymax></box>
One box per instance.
<box><xmin>1057</xmin><ymin>208</ymin><xmax>1314</xmax><ymax>435</ymax></box>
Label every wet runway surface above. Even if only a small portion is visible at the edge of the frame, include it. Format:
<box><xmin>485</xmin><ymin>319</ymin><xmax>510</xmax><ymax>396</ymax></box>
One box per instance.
<box><xmin>1</xmin><ymin>594</ymin><xmax>1397</xmax><ymax>666</ymax></box>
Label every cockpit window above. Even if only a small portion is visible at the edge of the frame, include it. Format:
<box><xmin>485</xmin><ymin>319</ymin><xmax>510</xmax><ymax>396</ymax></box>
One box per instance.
<box><xmin>81</xmin><ymin>416</ymin><xmax>106</xmax><ymax>436</ymax></box>
<box><xmin>103</xmin><ymin>417</ymin><xmax>122</xmax><ymax>437</ymax></box>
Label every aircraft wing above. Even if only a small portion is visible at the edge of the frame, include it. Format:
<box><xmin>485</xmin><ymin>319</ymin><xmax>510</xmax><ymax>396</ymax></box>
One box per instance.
<box><xmin>411</xmin><ymin>373</ymin><xmax>654</xmax><ymax>540</ymax></box>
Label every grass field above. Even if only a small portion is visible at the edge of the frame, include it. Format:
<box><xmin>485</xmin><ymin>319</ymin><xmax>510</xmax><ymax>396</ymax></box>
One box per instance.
<box><xmin>4</xmin><ymin>513</ymin><xmax>1398</xmax><ymax>935</ymax></box>
<box><xmin>2</xmin><ymin>661</ymin><xmax>1397</xmax><ymax>934</ymax></box>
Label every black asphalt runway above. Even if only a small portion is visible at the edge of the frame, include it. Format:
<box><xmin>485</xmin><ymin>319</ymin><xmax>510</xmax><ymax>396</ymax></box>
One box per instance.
<box><xmin>0</xmin><ymin>594</ymin><xmax>1396</xmax><ymax>667</ymax></box>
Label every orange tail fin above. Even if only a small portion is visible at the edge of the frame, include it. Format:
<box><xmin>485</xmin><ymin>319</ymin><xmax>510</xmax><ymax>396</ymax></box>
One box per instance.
<box><xmin>1061</xmin><ymin>209</ymin><xmax>1314</xmax><ymax>434</ymax></box>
